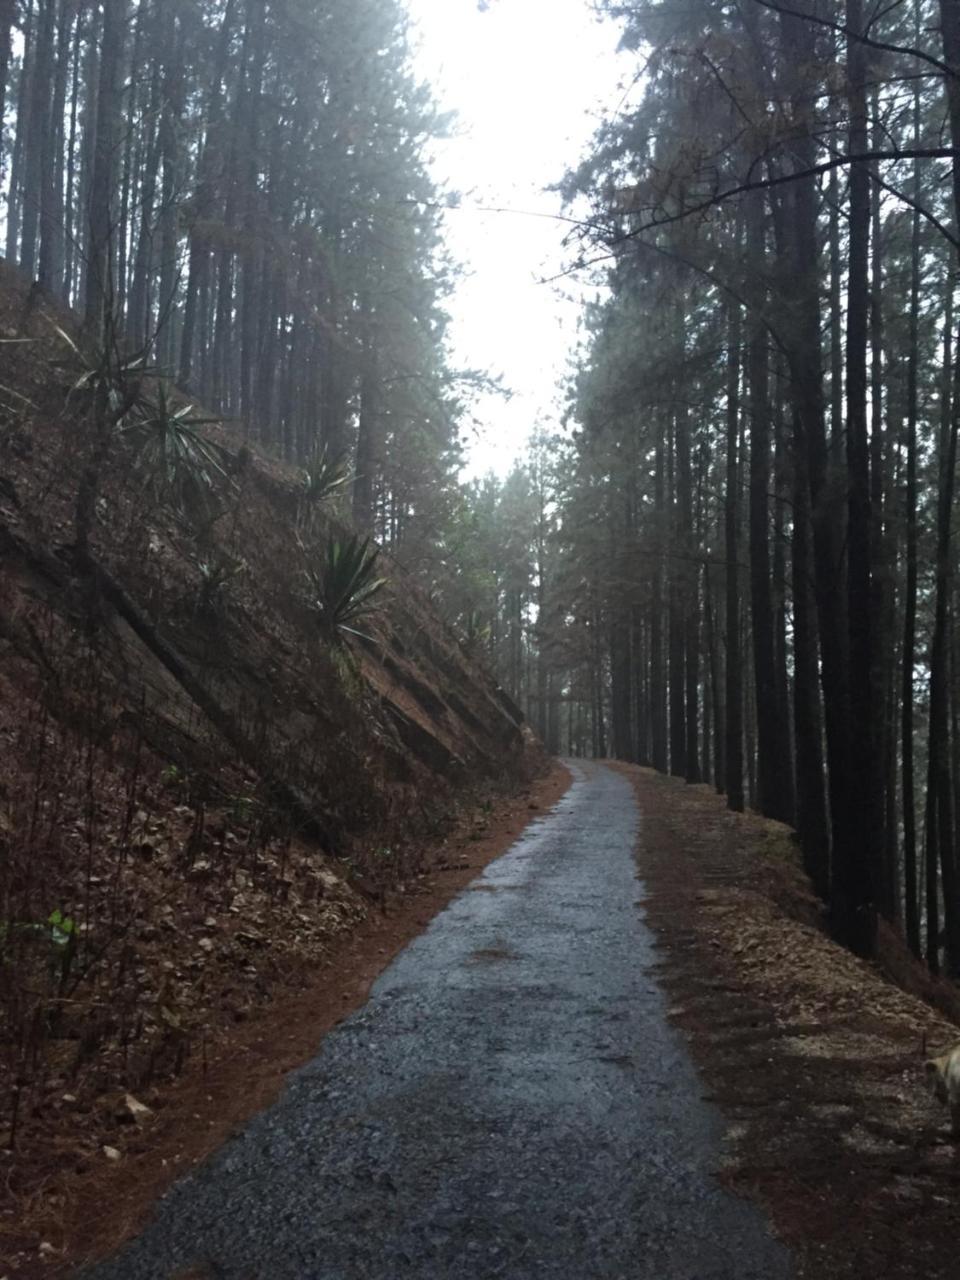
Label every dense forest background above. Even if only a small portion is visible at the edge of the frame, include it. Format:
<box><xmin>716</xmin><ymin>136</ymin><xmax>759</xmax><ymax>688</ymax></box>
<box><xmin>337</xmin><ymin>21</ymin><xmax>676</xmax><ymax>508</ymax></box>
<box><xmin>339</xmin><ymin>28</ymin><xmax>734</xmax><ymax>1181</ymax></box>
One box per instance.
<box><xmin>0</xmin><ymin>0</ymin><xmax>476</xmax><ymax>567</ymax></box>
<box><xmin>3</xmin><ymin>0</ymin><xmax>960</xmax><ymax>972</ymax></box>
<box><xmin>456</xmin><ymin>0</ymin><xmax>960</xmax><ymax>971</ymax></box>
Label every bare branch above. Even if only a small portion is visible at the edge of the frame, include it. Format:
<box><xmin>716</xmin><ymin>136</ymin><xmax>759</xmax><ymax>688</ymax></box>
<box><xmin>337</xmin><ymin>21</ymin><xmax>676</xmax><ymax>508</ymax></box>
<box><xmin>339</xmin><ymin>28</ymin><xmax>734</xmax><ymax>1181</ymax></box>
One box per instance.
<box><xmin>751</xmin><ymin>0</ymin><xmax>956</xmax><ymax>79</ymax></box>
<box><xmin>606</xmin><ymin>148</ymin><xmax>956</xmax><ymax>243</ymax></box>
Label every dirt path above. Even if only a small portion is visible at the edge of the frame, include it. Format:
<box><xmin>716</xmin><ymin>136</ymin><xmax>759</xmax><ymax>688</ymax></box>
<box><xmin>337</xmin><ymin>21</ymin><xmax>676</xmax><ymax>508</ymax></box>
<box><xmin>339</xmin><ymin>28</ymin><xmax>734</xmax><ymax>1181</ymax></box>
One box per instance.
<box><xmin>78</xmin><ymin>763</ymin><xmax>791</xmax><ymax>1279</ymax></box>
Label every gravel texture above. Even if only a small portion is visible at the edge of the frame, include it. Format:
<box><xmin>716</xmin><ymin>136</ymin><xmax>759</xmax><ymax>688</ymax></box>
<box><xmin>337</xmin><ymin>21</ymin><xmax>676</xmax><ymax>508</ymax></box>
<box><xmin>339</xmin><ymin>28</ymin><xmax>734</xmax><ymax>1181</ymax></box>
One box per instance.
<box><xmin>81</xmin><ymin>762</ymin><xmax>793</xmax><ymax>1279</ymax></box>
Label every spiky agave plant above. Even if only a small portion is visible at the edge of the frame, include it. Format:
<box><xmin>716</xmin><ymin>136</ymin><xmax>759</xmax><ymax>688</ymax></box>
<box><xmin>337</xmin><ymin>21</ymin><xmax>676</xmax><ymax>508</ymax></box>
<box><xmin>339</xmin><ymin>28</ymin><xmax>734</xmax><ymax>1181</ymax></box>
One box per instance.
<box><xmin>297</xmin><ymin>444</ymin><xmax>351</xmax><ymax>537</ymax></box>
<box><xmin>122</xmin><ymin>383</ymin><xmax>231</xmax><ymax>519</ymax></box>
<box><xmin>306</xmin><ymin>534</ymin><xmax>387</xmax><ymax>641</ymax></box>
<box><xmin>194</xmin><ymin>550</ymin><xmax>246</xmax><ymax>616</ymax></box>
<box><xmin>52</xmin><ymin>317</ymin><xmax>159</xmax><ymax>557</ymax></box>
<box><xmin>51</xmin><ymin>321</ymin><xmax>154</xmax><ymax>421</ymax></box>
<box><xmin>463</xmin><ymin>609</ymin><xmax>491</xmax><ymax>651</ymax></box>
<box><xmin>302</xmin><ymin>443</ymin><xmax>350</xmax><ymax>505</ymax></box>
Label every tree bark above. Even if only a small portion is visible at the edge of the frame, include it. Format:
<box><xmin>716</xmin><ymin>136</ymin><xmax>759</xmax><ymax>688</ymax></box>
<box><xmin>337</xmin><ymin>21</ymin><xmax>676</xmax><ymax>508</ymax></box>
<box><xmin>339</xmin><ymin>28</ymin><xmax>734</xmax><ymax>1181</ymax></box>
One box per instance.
<box><xmin>837</xmin><ymin>0</ymin><xmax>880</xmax><ymax>955</ymax></box>
<box><xmin>84</xmin><ymin>0</ymin><xmax>124</xmax><ymax>327</ymax></box>
<box><xmin>725</xmin><ymin>298</ymin><xmax>744</xmax><ymax>812</ymax></box>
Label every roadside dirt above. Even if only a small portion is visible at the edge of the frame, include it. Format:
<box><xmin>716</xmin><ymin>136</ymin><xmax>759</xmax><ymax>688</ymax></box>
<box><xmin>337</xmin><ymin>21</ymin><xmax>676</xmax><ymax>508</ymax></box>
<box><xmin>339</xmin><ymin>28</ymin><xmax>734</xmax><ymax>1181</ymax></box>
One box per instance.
<box><xmin>3</xmin><ymin>761</ymin><xmax>572</xmax><ymax>1277</ymax></box>
<box><xmin>616</xmin><ymin>764</ymin><xmax>960</xmax><ymax>1280</ymax></box>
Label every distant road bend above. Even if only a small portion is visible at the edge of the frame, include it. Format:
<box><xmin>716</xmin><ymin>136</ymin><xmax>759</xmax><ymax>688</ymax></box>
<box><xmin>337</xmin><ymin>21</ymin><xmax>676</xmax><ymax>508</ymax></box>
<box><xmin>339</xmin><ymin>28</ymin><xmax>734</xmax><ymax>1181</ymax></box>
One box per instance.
<box><xmin>84</xmin><ymin>762</ymin><xmax>793</xmax><ymax>1279</ymax></box>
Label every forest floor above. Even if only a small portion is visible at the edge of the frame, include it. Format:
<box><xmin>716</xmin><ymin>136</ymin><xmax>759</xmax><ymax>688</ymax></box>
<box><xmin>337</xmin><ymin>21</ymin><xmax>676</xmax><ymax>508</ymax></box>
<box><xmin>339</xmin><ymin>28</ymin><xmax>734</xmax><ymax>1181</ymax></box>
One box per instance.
<box><xmin>620</xmin><ymin>764</ymin><xmax>960</xmax><ymax>1280</ymax></box>
<box><xmin>1</xmin><ymin>763</ymin><xmax>571</xmax><ymax>1276</ymax></box>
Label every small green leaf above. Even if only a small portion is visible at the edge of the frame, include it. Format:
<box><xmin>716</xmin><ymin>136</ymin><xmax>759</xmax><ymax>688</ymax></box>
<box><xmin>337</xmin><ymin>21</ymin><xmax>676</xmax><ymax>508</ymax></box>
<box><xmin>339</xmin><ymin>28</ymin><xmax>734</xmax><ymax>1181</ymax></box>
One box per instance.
<box><xmin>48</xmin><ymin>909</ymin><xmax>75</xmax><ymax>946</ymax></box>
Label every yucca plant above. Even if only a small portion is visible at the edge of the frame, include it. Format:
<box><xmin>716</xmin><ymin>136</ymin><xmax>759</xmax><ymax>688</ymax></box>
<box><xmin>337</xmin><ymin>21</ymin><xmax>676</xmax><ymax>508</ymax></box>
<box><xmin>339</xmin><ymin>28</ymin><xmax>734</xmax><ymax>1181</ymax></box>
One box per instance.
<box><xmin>302</xmin><ymin>444</ymin><xmax>350</xmax><ymax>505</ymax></box>
<box><xmin>51</xmin><ymin>321</ymin><xmax>154</xmax><ymax>421</ymax></box>
<box><xmin>297</xmin><ymin>444</ymin><xmax>350</xmax><ymax>535</ymax></box>
<box><xmin>54</xmin><ymin>317</ymin><xmax>158</xmax><ymax>558</ymax></box>
<box><xmin>194</xmin><ymin>551</ymin><xmax>246</xmax><ymax>616</ymax></box>
<box><xmin>305</xmin><ymin>534</ymin><xmax>387</xmax><ymax>641</ymax></box>
<box><xmin>463</xmin><ymin>610</ymin><xmax>492</xmax><ymax>651</ymax></box>
<box><xmin>122</xmin><ymin>383</ymin><xmax>230</xmax><ymax>519</ymax></box>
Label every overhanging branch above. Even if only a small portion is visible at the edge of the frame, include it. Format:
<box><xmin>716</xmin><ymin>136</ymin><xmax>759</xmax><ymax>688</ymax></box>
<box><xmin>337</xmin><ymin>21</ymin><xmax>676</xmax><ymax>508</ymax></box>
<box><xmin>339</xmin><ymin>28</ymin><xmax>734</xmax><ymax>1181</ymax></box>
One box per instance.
<box><xmin>606</xmin><ymin>148</ymin><xmax>956</xmax><ymax>244</ymax></box>
<box><xmin>751</xmin><ymin>0</ymin><xmax>956</xmax><ymax>79</ymax></box>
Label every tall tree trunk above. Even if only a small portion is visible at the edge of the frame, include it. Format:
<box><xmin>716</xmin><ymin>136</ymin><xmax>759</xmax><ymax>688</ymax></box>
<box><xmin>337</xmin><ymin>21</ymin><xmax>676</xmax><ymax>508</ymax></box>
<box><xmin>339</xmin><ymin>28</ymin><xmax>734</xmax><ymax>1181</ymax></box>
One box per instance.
<box><xmin>668</xmin><ymin>420</ymin><xmax>686</xmax><ymax>777</ymax></box>
<box><xmin>633</xmin><ymin>606</ymin><xmax>649</xmax><ymax>765</ymax></box>
<box><xmin>772</xmin><ymin>388</ymin><xmax>795</xmax><ymax>820</ymax></box>
<box><xmin>61</xmin><ymin>1</ymin><xmax>83</xmax><ymax>300</ymax></box>
<box><xmin>179</xmin><ymin>0</ymin><xmax>236</xmax><ymax>386</ymax></box>
<box><xmin>41</xmin><ymin>0</ymin><xmax>74</xmax><ymax>297</ymax></box>
<box><xmin>925</xmin><ymin>275</ymin><xmax>960</xmax><ymax>975</ymax></box>
<box><xmin>6</xmin><ymin>0</ymin><xmax>35</xmax><ymax>265</ymax></box>
<box><xmin>747</xmin><ymin>193</ymin><xmax>792</xmax><ymax>821</ymax></box>
<box><xmin>725</xmin><ymin>298</ymin><xmax>744</xmax><ymax>811</ymax></box>
<box><xmin>838</xmin><ymin>0</ymin><xmax>880</xmax><ymax>955</ymax></box>
<box><xmin>353</xmin><ymin>290</ymin><xmax>379</xmax><ymax>532</ymax></box>
<box><xmin>0</xmin><ymin>0</ymin><xmax>15</xmax><ymax>179</ymax></box>
<box><xmin>33</xmin><ymin>0</ymin><xmax>61</xmax><ymax>287</ymax></box>
<box><xmin>651</xmin><ymin>429</ymin><xmax>668</xmax><ymax>771</ymax></box>
<box><xmin>705</xmin><ymin>564</ymin><xmax>725</xmax><ymax>794</ymax></box>
<box><xmin>238</xmin><ymin>0</ymin><xmax>266</xmax><ymax>425</ymax></box>
<box><xmin>127</xmin><ymin>55</ymin><xmax>161</xmax><ymax>352</ymax></box>
<box><xmin>610</xmin><ymin>494</ymin><xmax>633</xmax><ymax>760</ymax></box>
<box><xmin>792</xmin><ymin>407</ymin><xmax>831</xmax><ymax>899</ymax></box>
<box><xmin>685</xmin><ymin>561</ymin><xmax>700</xmax><ymax>782</ymax></box>
<box><xmin>75</xmin><ymin>2</ymin><xmax>100</xmax><ymax>310</ymax></box>
<box><xmin>157</xmin><ymin>1</ymin><xmax>185</xmax><ymax>369</ymax></box>
<box><xmin>934</xmin><ymin>0</ymin><xmax>960</xmax><ymax>979</ymax></box>
<box><xmin>901</xmin><ymin>121</ymin><xmax>923</xmax><ymax>956</ymax></box>
<box><xmin>20</xmin><ymin>0</ymin><xmax>54</xmax><ymax>280</ymax></box>
<box><xmin>778</xmin><ymin>0</ymin><xmax>855</xmax><ymax>950</ymax></box>
<box><xmin>676</xmin><ymin>403</ymin><xmax>698</xmax><ymax>781</ymax></box>
<box><xmin>84</xmin><ymin>0</ymin><xmax>124</xmax><ymax>327</ymax></box>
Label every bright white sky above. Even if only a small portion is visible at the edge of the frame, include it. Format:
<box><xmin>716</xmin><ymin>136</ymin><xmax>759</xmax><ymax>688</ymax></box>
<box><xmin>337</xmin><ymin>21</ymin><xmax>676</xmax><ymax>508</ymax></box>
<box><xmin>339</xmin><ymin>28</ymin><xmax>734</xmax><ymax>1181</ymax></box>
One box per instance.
<box><xmin>404</xmin><ymin>0</ymin><xmax>626</xmax><ymax>478</ymax></box>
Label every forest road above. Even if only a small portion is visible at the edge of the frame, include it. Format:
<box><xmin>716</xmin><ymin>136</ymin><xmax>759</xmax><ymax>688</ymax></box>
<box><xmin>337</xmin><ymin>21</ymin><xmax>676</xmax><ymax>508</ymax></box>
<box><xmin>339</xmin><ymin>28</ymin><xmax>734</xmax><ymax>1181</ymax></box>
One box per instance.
<box><xmin>82</xmin><ymin>762</ymin><xmax>793</xmax><ymax>1280</ymax></box>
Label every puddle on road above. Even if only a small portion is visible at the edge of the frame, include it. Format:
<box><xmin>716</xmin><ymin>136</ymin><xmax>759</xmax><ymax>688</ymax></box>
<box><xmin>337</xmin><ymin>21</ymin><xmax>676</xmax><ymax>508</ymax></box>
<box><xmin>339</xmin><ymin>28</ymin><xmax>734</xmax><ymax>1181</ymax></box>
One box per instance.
<box><xmin>466</xmin><ymin>945</ymin><xmax>520</xmax><ymax>964</ymax></box>
<box><xmin>466</xmin><ymin>883</ymin><xmax>525</xmax><ymax>893</ymax></box>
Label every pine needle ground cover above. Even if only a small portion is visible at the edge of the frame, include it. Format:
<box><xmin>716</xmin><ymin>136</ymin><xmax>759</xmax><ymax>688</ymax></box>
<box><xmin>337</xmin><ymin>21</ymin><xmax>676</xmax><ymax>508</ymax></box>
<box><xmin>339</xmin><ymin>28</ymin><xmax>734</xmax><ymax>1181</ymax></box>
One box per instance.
<box><xmin>620</xmin><ymin>765</ymin><xmax>960</xmax><ymax>1280</ymax></box>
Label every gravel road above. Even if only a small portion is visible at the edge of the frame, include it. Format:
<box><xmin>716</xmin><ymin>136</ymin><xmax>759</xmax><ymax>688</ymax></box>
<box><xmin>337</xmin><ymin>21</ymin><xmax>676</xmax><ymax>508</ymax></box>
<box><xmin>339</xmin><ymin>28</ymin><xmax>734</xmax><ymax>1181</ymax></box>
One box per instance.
<box><xmin>82</xmin><ymin>762</ymin><xmax>793</xmax><ymax>1279</ymax></box>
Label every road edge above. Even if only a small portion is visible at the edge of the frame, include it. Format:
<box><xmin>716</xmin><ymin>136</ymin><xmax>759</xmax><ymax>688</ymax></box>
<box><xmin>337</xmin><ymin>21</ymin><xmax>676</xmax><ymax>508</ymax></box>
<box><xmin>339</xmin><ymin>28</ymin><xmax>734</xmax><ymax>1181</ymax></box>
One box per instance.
<box><xmin>31</xmin><ymin>762</ymin><xmax>573</xmax><ymax>1277</ymax></box>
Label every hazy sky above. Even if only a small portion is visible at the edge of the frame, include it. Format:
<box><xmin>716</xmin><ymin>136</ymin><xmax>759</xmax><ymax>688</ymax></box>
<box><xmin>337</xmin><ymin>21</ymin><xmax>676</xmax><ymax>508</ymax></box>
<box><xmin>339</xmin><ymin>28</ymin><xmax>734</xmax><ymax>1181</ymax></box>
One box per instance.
<box><xmin>404</xmin><ymin>0</ymin><xmax>626</xmax><ymax>478</ymax></box>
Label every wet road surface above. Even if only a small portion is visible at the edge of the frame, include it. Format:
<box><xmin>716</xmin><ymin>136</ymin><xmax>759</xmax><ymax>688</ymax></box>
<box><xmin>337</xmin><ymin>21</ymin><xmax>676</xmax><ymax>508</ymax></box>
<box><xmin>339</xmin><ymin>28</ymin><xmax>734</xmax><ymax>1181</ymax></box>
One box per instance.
<box><xmin>83</xmin><ymin>762</ymin><xmax>793</xmax><ymax>1279</ymax></box>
